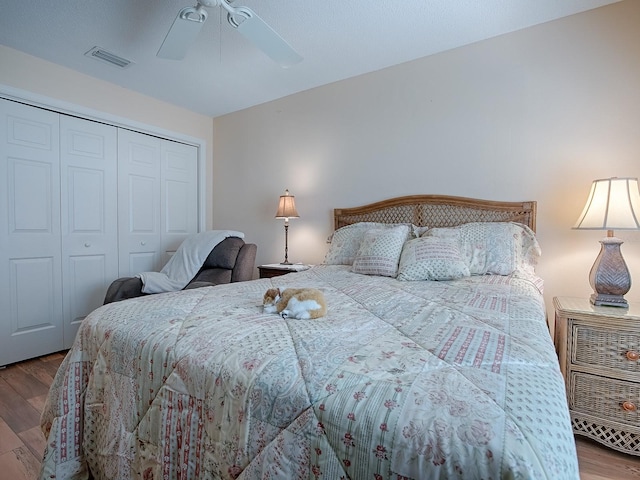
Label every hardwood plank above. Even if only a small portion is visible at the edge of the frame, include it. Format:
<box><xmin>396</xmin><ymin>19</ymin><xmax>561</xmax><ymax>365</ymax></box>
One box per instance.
<box><xmin>40</xmin><ymin>352</ymin><xmax>65</xmax><ymax>363</ymax></box>
<box><xmin>27</xmin><ymin>393</ymin><xmax>49</xmax><ymax>414</ymax></box>
<box><xmin>39</xmin><ymin>352</ymin><xmax>66</xmax><ymax>378</ymax></box>
<box><xmin>0</xmin><ymin>450</ymin><xmax>31</xmax><ymax>480</ymax></box>
<box><xmin>581</xmin><ymin>474</ymin><xmax>615</xmax><ymax>480</ymax></box>
<box><xmin>0</xmin><ymin>446</ymin><xmax>41</xmax><ymax>480</ymax></box>
<box><xmin>0</xmin><ymin>417</ymin><xmax>23</xmax><ymax>454</ymax></box>
<box><xmin>576</xmin><ymin>436</ymin><xmax>640</xmax><ymax>479</ymax></box>
<box><xmin>0</xmin><ymin>378</ymin><xmax>41</xmax><ymax>434</ymax></box>
<box><xmin>18</xmin><ymin>425</ymin><xmax>47</xmax><ymax>460</ymax></box>
<box><xmin>15</xmin><ymin>357</ymin><xmax>58</xmax><ymax>387</ymax></box>
<box><xmin>0</xmin><ymin>362</ymin><xmax>50</xmax><ymax>399</ymax></box>
<box><xmin>13</xmin><ymin>445</ymin><xmax>41</xmax><ymax>477</ymax></box>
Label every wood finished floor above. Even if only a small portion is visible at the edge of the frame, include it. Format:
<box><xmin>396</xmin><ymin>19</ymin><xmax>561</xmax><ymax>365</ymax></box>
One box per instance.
<box><xmin>0</xmin><ymin>351</ymin><xmax>65</xmax><ymax>479</ymax></box>
<box><xmin>1</xmin><ymin>352</ymin><xmax>640</xmax><ymax>479</ymax></box>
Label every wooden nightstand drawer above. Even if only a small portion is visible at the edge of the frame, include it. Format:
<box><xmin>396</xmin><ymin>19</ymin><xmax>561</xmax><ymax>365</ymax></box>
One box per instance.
<box><xmin>572</xmin><ymin>323</ymin><xmax>640</xmax><ymax>374</ymax></box>
<box><xmin>570</xmin><ymin>371</ymin><xmax>640</xmax><ymax>429</ymax></box>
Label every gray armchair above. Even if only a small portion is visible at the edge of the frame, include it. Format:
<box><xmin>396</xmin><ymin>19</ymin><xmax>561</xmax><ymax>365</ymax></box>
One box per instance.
<box><xmin>104</xmin><ymin>237</ymin><xmax>257</xmax><ymax>304</ymax></box>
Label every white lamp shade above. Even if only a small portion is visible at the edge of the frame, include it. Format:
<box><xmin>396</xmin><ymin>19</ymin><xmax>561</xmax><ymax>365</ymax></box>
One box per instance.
<box><xmin>275</xmin><ymin>189</ymin><xmax>299</xmax><ymax>220</ymax></box>
<box><xmin>573</xmin><ymin>177</ymin><xmax>640</xmax><ymax>230</ymax></box>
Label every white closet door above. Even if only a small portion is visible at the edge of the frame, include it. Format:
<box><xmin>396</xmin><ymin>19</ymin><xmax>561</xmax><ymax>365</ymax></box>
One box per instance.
<box><xmin>60</xmin><ymin>116</ymin><xmax>118</xmax><ymax>347</ymax></box>
<box><xmin>0</xmin><ymin>100</ymin><xmax>63</xmax><ymax>366</ymax></box>
<box><xmin>117</xmin><ymin>129</ymin><xmax>162</xmax><ymax>276</ymax></box>
<box><xmin>160</xmin><ymin>140</ymin><xmax>198</xmax><ymax>265</ymax></box>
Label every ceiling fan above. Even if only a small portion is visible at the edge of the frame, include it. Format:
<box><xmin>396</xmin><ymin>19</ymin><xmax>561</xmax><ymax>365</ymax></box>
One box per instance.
<box><xmin>157</xmin><ymin>0</ymin><xmax>302</xmax><ymax>68</ymax></box>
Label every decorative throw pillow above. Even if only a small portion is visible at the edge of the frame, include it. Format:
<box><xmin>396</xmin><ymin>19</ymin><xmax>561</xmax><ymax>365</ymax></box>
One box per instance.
<box><xmin>324</xmin><ymin>222</ymin><xmax>412</xmax><ymax>265</ymax></box>
<box><xmin>425</xmin><ymin>222</ymin><xmax>541</xmax><ymax>275</ymax></box>
<box><xmin>397</xmin><ymin>237</ymin><xmax>470</xmax><ymax>281</ymax></box>
<box><xmin>514</xmin><ymin>223</ymin><xmax>542</xmax><ymax>274</ymax></box>
<box><xmin>324</xmin><ymin>222</ymin><xmax>380</xmax><ymax>265</ymax></box>
<box><xmin>351</xmin><ymin>225</ymin><xmax>410</xmax><ymax>277</ymax></box>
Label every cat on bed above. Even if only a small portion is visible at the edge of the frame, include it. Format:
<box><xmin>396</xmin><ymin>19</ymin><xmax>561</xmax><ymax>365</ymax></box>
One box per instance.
<box><xmin>262</xmin><ymin>287</ymin><xmax>327</xmax><ymax>319</ymax></box>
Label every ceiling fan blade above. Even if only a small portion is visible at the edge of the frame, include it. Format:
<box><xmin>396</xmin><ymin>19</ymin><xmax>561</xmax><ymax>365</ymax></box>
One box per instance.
<box><xmin>157</xmin><ymin>6</ymin><xmax>207</xmax><ymax>60</ymax></box>
<box><xmin>229</xmin><ymin>7</ymin><xmax>302</xmax><ymax>68</ymax></box>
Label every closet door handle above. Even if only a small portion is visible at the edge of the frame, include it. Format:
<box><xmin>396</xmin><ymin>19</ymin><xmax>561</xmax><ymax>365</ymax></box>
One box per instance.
<box><xmin>84</xmin><ymin>243</ymin><xmax>91</xmax><ymax>248</ymax></box>
<box><xmin>141</xmin><ymin>241</ymin><xmax>146</xmax><ymax>246</ymax></box>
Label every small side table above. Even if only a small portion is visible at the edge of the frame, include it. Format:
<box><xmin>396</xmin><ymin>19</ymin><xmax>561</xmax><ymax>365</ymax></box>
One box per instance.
<box><xmin>554</xmin><ymin>296</ymin><xmax>640</xmax><ymax>456</ymax></box>
<box><xmin>258</xmin><ymin>263</ymin><xmax>311</xmax><ymax>279</ymax></box>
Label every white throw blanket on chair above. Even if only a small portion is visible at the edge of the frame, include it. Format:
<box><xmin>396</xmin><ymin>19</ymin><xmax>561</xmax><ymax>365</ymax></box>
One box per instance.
<box><xmin>137</xmin><ymin>230</ymin><xmax>245</xmax><ymax>294</ymax></box>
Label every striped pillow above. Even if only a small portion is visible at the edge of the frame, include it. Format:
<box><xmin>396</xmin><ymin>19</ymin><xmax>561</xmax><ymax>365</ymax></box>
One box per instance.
<box><xmin>351</xmin><ymin>225</ymin><xmax>409</xmax><ymax>277</ymax></box>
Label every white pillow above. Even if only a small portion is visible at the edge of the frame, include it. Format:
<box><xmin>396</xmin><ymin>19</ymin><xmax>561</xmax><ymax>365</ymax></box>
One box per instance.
<box><xmin>397</xmin><ymin>237</ymin><xmax>470</xmax><ymax>281</ymax></box>
<box><xmin>351</xmin><ymin>225</ymin><xmax>410</xmax><ymax>277</ymax></box>
<box><xmin>324</xmin><ymin>222</ymin><xmax>412</xmax><ymax>265</ymax></box>
<box><xmin>424</xmin><ymin>222</ymin><xmax>541</xmax><ymax>275</ymax></box>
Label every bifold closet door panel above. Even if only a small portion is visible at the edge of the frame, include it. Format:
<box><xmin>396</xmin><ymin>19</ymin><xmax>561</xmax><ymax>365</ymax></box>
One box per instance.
<box><xmin>118</xmin><ymin>130</ymin><xmax>198</xmax><ymax>275</ymax></box>
<box><xmin>0</xmin><ymin>98</ymin><xmax>201</xmax><ymax>364</ymax></box>
<box><xmin>60</xmin><ymin>115</ymin><xmax>118</xmax><ymax>348</ymax></box>
<box><xmin>0</xmin><ymin>99</ymin><xmax>64</xmax><ymax>366</ymax></box>
<box><xmin>160</xmin><ymin>140</ymin><xmax>198</xmax><ymax>265</ymax></box>
<box><xmin>117</xmin><ymin>129</ymin><xmax>162</xmax><ymax>277</ymax></box>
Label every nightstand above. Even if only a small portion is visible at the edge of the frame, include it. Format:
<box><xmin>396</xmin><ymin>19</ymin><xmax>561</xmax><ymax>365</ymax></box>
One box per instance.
<box><xmin>258</xmin><ymin>263</ymin><xmax>311</xmax><ymax>279</ymax></box>
<box><xmin>554</xmin><ymin>296</ymin><xmax>640</xmax><ymax>455</ymax></box>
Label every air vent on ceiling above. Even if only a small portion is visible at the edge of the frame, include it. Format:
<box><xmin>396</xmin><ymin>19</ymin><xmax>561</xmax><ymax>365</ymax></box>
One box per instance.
<box><xmin>85</xmin><ymin>47</ymin><xmax>133</xmax><ymax>69</ymax></box>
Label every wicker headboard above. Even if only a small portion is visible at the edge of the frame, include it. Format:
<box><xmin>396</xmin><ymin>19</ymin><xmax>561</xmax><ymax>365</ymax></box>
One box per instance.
<box><xmin>334</xmin><ymin>195</ymin><xmax>537</xmax><ymax>232</ymax></box>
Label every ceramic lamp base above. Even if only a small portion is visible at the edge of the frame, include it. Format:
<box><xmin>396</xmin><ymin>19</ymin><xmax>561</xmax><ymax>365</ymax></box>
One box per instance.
<box><xmin>588</xmin><ymin>235</ymin><xmax>631</xmax><ymax>308</ymax></box>
<box><xmin>590</xmin><ymin>293</ymin><xmax>629</xmax><ymax>307</ymax></box>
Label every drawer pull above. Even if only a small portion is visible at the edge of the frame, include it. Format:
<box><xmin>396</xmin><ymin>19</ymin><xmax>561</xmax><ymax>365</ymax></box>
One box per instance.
<box><xmin>626</xmin><ymin>351</ymin><xmax>640</xmax><ymax>361</ymax></box>
<box><xmin>622</xmin><ymin>401</ymin><xmax>637</xmax><ymax>412</ymax></box>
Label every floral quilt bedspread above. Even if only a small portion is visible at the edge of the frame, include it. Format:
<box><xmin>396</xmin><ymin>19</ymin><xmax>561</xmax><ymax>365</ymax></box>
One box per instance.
<box><xmin>40</xmin><ymin>265</ymin><xmax>579</xmax><ymax>479</ymax></box>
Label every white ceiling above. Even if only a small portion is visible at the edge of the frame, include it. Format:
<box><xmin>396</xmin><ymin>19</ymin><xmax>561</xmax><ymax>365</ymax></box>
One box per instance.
<box><xmin>0</xmin><ymin>0</ymin><xmax>621</xmax><ymax>118</ymax></box>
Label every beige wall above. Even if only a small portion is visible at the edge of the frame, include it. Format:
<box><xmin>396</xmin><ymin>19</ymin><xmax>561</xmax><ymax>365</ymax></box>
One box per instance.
<box><xmin>213</xmin><ymin>0</ymin><xmax>640</xmax><ymax>317</ymax></box>
<box><xmin>0</xmin><ymin>45</ymin><xmax>215</xmax><ymax>228</ymax></box>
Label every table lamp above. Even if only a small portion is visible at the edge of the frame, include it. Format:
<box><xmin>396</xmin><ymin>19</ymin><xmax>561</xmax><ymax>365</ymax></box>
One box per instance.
<box><xmin>573</xmin><ymin>177</ymin><xmax>640</xmax><ymax>307</ymax></box>
<box><xmin>275</xmin><ymin>189</ymin><xmax>299</xmax><ymax>265</ymax></box>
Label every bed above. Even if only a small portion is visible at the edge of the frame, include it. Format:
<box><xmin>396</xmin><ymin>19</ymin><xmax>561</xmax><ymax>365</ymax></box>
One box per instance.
<box><xmin>39</xmin><ymin>195</ymin><xmax>580</xmax><ymax>479</ymax></box>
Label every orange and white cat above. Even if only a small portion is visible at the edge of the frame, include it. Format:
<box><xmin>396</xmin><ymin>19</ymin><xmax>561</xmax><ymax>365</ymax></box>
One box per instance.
<box><xmin>262</xmin><ymin>287</ymin><xmax>327</xmax><ymax>319</ymax></box>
